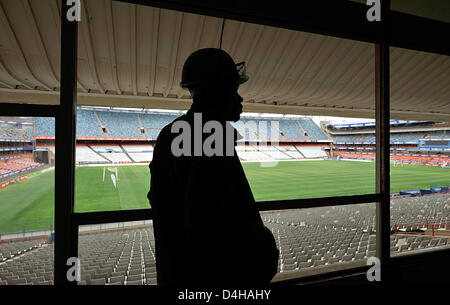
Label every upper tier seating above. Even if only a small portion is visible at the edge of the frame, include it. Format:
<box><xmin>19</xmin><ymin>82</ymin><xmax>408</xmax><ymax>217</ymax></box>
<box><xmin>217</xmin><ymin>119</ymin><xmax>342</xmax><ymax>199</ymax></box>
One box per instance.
<box><xmin>96</xmin><ymin>111</ymin><xmax>142</xmax><ymax>138</ymax></box>
<box><xmin>33</xmin><ymin>108</ymin><xmax>329</xmax><ymax>141</ymax></box>
<box><xmin>299</xmin><ymin>119</ymin><xmax>329</xmax><ymax>140</ymax></box>
<box><xmin>32</xmin><ymin>117</ymin><xmax>55</xmax><ymax>137</ymax></box>
<box><xmin>0</xmin><ymin>122</ymin><xmax>34</xmax><ymax>139</ymax></box>
<box><xmin>333</xmin><ymin>130</ymin><xmax>449</xmax><ymax>143</ymax></box>
<box><xmin>140</xmin><ymin>113</ymin><xmax>177</xmax><ymax>138</ymax></box>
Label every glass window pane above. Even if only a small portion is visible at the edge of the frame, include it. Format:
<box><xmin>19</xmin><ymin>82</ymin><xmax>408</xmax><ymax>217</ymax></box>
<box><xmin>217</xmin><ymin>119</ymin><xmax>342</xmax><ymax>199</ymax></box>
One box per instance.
<box><xmin>74</xmin><ymin>106</ymin><xmax>154</xmax><ymax>213</ymax></box>
<box><xmin>389</xmin><ymin>47</ymin><xmax>450</xmax><ymax>256</ymax></box>
<box><xmin>262</xmin><ymin>203</ymin><xmax>376</xmax><ymax>280</ymax></box>
<box><xmin>78</xmin><ymin>221</ymin><xmax>155</xmax><ymax>285</ymax></box>
<box><xmin>71</xmin><ymin>0</ymin><xmax>376</xmax><ymax>212</ymax></box>
<box><xmin>0</xmin><ymin>116</ymin><xmax>55</xmax><ymax>285</ymax></box>
<box><xmin>241</xmin><ymin>116</ymin><xmax>377</xmax><ymax>201</ymax></box>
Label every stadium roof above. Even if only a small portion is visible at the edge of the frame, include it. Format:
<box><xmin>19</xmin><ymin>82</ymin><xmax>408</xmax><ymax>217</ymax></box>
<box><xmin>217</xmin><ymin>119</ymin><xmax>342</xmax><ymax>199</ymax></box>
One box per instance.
<box><xmin>0</xmin><ymin>0</ymin><xmax>449</xmax><ymax>121</ymax></box>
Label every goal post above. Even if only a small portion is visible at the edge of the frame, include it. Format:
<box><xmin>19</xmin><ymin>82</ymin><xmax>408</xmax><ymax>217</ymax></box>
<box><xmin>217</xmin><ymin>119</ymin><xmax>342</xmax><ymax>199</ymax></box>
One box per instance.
<box><xmin>103</xmin><ymin>164</ymin><xmax>119</xmax><ymax>182</ymax></box>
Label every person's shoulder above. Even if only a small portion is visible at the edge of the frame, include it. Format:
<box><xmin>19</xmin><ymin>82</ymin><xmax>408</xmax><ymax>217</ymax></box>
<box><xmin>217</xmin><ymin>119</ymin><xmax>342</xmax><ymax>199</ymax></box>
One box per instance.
<box><xmin>158</xmin><ymin>114</ymin><xmax>187</xmax><ymax>139</ymax></box>
<box><xmin>154</xmin><ymin>114</ymin><xmax>187</xmax><ymax>148</ymax></box>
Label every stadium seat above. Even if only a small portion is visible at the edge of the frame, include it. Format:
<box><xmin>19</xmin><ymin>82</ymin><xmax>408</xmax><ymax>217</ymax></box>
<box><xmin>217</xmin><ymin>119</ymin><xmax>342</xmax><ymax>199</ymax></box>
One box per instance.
<box><xmin>145</xmin><ymin>271</ymin><xmax>157</xmax><ymax>280</ymax></box>
<box><xmin>283</xmin><ymin>257</ymin><xmax>296</xmax><ymax>265</ymax></box>
<box><xmin>127</xmin><ymin>274</ymin><xmax>142</xmax><ymax>282</ymax></box>
<box><xmin>311</xmin><ymin>255</ymin><xmax>321</xmax><ymax>262</ymax></box>
<box><xmin>322</xmin><ymin>252</ymin><xmax>333</xmax><ymax>261</ymax></box>
<box><xmin>115</xmin><ymin>266</ymin><xmax>128</xmax><ymax>273</ymax></box>
<box><xmin>96</xmin><ymin>268</ymin><xmax>113</xmax><ymax>277</ymax></box>
<box><xmin>368</xmin><ymin>244</ymin><xmax>376</xmax><ymax>251</ymax></box>
<box><xmin>90</xmin><ymin>278</ymin><xmax>107</xmax><ymax>285</ymax></box>
<box><xmin>313</xmin><ymin>260</ymin><xmax>326</xmax><ymax>267</ymax></box>
<box><xmin>33</xmin><ymin>281</ymin><xmax>53</xmax><ymax>285</ymax></box>
<box><xmin>327</xmin><ymin>257</ymin><xmax>340</xmax><ymax>264</ymax></box>
<box><xmin>92</xmin><ymin>272</ymin><xmax>109</xmax><ymax>281</ymax></box>
<box><xmin>146</xmin><ymin>278</ymin><xmax>157</xmax><ymax>285</ymax></box>
<box><xmin>283</xmin><ymin>264</ymin><xmax>296</xmax><ymax>272</ymax></box>
<box><xmin>7</xmin><ymin>278</ymin><xmax>26</xmax><ymax>285</ymax></box>
<box><xmin>342</xmin><ymin>254</ymin><xmax>353</xmax><ymax>262</ymax></box>
<box><xmin>145</xmin><ymin>266</ymin><xmax>156</xmax><ymax>273</ymax></box>
<box><xmin>335</xmin><ymin>249</ymin><xmax>345</xmax><ymax>257</ymax></box>
<box><xmin>298</xmin><ymin>262</ymin><xmax>312</xmax><ymax>269</ymax></box>
<box><xmin>128</xmin><ymin>269</ymin><xmax>143</xmax><ymax>277</ymax></box>
<box><xmin>438</xmin><ymin>239</ymin><xmax>447</xmax><ymax>246</ymax></box>
<box><xmin>109</xmin><ymin>275</ymin><xmax>125</xmax><ymax>284</ymax></box>
<box><xmin>410</xmin><ymin>242</ymin><xmax>420</xmax><ymax>250</ymax></box>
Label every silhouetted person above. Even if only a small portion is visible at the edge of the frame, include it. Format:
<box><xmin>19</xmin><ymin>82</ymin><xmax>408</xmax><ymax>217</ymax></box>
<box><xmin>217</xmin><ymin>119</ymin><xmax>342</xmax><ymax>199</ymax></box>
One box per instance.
<box><xmin>148</xmin><ymin>48</ymin><xmax>279</xmax><ymax>286</ymax></box>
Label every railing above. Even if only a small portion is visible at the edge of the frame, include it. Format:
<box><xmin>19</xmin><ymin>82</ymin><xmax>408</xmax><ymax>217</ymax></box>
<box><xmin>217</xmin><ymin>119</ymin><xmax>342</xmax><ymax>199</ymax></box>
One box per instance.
<box><xmin>426</xmin><ymin>218</ymin><xmax>450</xmax><ymax>227</ymax></box>
<box><xmin>0</xmin><ymin>234</ymin><xmax>49</xmax><ymax>244</ymax></box>
<box><xmin>393</xmin><ymin>219</ymin><xmax>450</xmax><ymax>237</ymax></box>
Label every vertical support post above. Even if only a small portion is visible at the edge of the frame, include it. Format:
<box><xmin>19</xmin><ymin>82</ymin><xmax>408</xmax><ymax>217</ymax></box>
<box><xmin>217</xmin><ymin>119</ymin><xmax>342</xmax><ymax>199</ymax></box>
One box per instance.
<box><xmin>54</xmin><ymin>0</ymin><xmax>78</xmax><ymax>285</ymax></box>
<box><xmin>375</xmin><ymin>0</ymin><xmax>391</xmax><ymax>280</ymax></box>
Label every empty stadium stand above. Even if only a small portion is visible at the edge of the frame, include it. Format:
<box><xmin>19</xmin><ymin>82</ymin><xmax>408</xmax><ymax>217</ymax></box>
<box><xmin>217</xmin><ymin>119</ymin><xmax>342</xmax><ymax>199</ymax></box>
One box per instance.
<box><xmin>90</xmin><ymin>145</ymin><xmax>132</xmax><ymax>163</ymax></box>
<box><xmin>76</xmin><ymin>145</ymin><xmax>109</xmax><ymax>163</ymax></box>
<box><xmin>96</xmin><ymin>111</ymin><xmax>143</xmax><ymax>138</ymax></box>
<box><xmin>140</xmin><ymin>113</ymin><xmax>177</xmax><ymax>139</ymax></box>
<box><xmin>296</xmin><ymin>146</ymin><xmax>327</xmax><ymax>159</ymax></box>
<box><xmin>33</xmin><ymin>107</ymin><xmax>330</xmax><ymax>143</ymax></box>
<box><xmin>0</xmin><ymin>120</ymin><xmax>34</xmax><ymax>139</ymax></box>
<box><xmin>0</xmin><ymin>192</ymin><xmax>448</xmax><ymax>285</ymax></box>
<box><xmin>121</xmin><ymin>145</ymin><xmax>154</xmax><ymax>163</ymax></box>
<box><xmin>0</xmin><ymin>158</ymin><xmax>41</xmax><ymax>174</ymax></box>
<box><xmin>328</xmin><ymin>120</ymin><xmax>449</xmax><ymax>167</ymax></box>
<box><xmin>333</xmin><ymin>131</ymin><xmax>449</xmax><ymax>143</ymax></box>
<box><xmin>31</xmin><ymin>108</ymin><xmax>332</xmax><ymax>164</ymax></box>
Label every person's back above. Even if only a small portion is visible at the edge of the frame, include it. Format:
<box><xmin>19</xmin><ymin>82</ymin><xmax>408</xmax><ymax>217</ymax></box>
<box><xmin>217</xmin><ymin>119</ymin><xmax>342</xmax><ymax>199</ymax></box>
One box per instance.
<box><xmin>148</xmin><ymin>48</ymin><xmax>279</xmax><ymax>286</ymax></box>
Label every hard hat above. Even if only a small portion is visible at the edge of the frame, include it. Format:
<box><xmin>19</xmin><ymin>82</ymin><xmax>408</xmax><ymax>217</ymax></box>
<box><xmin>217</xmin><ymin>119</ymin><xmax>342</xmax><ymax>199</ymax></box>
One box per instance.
<box><xmin>180</xmin><ymin>48</ymin><xmax>249</xmax><ymax>90</ymax></box>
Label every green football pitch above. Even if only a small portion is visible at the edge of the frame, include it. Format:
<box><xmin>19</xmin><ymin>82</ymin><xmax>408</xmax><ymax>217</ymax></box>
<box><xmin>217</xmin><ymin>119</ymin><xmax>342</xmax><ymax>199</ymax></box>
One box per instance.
<box><xmin>0</xmin><ymin>160</ymin><xmax>448</xmax><ymax>234</ymax></box>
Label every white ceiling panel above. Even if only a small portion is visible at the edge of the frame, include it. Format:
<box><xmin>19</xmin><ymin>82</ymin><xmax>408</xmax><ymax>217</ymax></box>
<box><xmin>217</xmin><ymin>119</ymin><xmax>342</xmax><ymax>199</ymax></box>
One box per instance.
<box><xmin>0</xmin><ymin>0</ymin><xmax>448</xmax><ymax>121</ymax></box>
